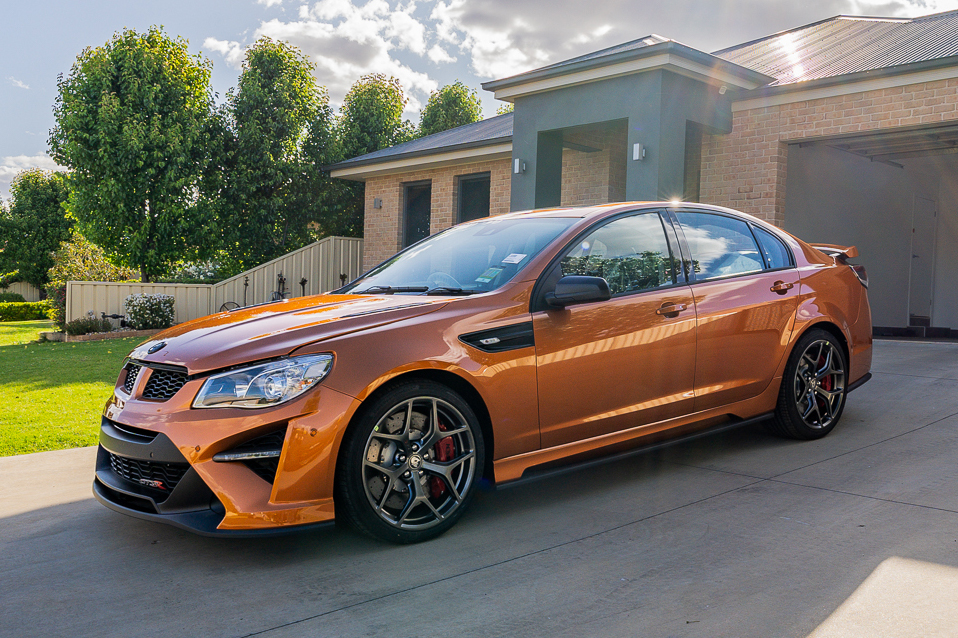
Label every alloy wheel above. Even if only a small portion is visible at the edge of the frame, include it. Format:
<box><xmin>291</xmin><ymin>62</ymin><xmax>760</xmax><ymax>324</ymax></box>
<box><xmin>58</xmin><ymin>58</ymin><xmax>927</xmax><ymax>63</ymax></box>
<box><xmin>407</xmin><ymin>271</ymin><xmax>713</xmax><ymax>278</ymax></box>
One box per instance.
<box><xmin>793</xmin><ymin>339</ymin><xmax>846</xmax><ymax>429</ymax></box>
<box><xmin>361</xmin><ymin>396</ymin><xmax>478</xmax><ymax>531</ymax></box>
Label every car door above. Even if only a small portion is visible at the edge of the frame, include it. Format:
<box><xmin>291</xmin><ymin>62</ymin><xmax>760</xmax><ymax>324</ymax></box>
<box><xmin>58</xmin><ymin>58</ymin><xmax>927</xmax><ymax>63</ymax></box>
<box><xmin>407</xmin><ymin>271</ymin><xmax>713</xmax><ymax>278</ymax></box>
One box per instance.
<box><xmin>532</xmin><ymin>211</ymin><xmax>696</xmax><ymax>448</ymax></box>
<box><xmin>671</xmin><ymin>210</ymin><xmax>800</xmax><ymax>412</ymax></box>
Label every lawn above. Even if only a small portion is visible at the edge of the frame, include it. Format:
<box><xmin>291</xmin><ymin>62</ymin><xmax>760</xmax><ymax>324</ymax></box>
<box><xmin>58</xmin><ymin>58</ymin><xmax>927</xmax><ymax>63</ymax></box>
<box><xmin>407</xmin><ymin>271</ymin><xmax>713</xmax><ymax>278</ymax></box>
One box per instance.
<box><xmin>0</xmin><ymin>325</ymin><xmax>139</xmax><ymax>456</ymax></box>
<box><xmin>0</xmin><ymin>320</ymin><xmax>56</xmax><ymax>346</ymax></box>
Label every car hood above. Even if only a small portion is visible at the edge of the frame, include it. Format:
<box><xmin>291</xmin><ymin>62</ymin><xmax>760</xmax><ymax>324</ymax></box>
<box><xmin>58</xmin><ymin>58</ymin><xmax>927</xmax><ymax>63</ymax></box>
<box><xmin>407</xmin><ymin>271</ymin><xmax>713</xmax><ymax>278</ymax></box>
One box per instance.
<box><xmin>128</xmin><ymin>294</ymin><xmax>449</xmax><ymax>374</ymax></box>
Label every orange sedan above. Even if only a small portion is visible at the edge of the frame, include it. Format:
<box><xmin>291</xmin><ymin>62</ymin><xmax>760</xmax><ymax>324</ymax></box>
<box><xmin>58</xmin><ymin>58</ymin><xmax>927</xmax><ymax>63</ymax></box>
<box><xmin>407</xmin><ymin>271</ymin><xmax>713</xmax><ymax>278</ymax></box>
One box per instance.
<box><xmin>94</xmin><ymin>202</ymin><xmax>872</xmax><ymax>543</ymax></box>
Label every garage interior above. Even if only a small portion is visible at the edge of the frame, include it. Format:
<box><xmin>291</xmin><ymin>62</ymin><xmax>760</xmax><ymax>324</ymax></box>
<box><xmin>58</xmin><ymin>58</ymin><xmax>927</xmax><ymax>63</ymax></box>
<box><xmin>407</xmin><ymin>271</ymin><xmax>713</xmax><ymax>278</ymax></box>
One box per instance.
<box><xmin>784</xmin><ymin>123</ymin><xmax>958</xmax><ymax>336</ymax></box>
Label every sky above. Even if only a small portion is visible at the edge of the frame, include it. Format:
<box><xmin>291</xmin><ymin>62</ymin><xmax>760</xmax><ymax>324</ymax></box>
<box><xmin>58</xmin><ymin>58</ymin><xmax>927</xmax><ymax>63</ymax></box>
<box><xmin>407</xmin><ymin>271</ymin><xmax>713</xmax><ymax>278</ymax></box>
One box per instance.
<box><xmin>2</xmin><ymin>0</ymin><xmax>957</xmax><ymax>201</ymax></box>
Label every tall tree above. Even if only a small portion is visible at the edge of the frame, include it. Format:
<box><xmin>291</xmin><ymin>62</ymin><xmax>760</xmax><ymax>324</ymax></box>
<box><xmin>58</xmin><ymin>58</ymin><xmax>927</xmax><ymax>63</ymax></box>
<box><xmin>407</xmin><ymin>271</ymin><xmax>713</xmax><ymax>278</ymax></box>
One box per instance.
<box><xmin>418</xmin><ymin>81</ymin><xmax>483</xmax><ymax>138</ymax></box>
<box><xmin>220</xmin><ymin>37</ymin><xmax>337</xmax><ymax>270</ymax></box>
<box><xmin>336</xmin><ymin>74</ymin><xmax>415</xmax><ymax>236</ymax></box>
<box><xmin>49</xmin><ymin>27</ymin><xmax>217</xmax><ymax>282</ymax></box>
<box><xmin>0</xmin><ymin>169</ymin><xmax>73</xmax><ymax>291</ymax></box>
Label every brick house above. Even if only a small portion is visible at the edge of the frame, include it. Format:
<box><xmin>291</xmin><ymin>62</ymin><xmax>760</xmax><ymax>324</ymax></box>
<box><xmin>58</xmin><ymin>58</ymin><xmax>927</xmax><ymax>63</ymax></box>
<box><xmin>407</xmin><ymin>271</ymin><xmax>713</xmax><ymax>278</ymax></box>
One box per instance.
<box><xmin>330</xmin><ymin>10</ymin><xmax>958</xmax><ymax>334</ymax></box>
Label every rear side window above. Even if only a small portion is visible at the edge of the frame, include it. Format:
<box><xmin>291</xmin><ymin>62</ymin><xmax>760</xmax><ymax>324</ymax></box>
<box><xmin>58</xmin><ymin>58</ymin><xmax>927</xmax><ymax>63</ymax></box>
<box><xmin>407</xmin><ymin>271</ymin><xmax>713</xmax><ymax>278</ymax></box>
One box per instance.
<box><xmin>753</xmin><ymin>226</ymin><xmax>793</xmax><ymax>270</ymax></box>
<box><xmin>675</xmin><ymin>212</ymin><xmax>763</xmax><ymax>280</ymax></box>
<box><xmin>559</xmin><ymin>212</ymin><xmax>678</xmax><ymax>295</ymax></box>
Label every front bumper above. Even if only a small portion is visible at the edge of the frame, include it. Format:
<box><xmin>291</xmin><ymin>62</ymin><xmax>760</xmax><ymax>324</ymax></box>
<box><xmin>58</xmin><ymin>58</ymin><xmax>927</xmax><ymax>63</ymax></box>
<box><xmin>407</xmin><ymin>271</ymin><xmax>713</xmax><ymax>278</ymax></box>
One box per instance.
<box><xmin>94</xmin><ymin>417</ymin><xmax>336</xmax><ymax>537</ymax></box>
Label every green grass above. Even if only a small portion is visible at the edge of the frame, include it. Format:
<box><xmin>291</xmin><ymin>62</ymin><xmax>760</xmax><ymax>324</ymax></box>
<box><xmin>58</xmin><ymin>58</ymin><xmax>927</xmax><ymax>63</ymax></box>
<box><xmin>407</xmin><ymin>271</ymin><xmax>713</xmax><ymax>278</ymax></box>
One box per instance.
<box><xmin>0</xmin><ymin>320</ymin><xmax>55</xmax><ymax>346</ymax></box>
<box><xmin>0</xmin><ymin>332</ymin><xmax>139</xmax><ymax>456</ymax></box>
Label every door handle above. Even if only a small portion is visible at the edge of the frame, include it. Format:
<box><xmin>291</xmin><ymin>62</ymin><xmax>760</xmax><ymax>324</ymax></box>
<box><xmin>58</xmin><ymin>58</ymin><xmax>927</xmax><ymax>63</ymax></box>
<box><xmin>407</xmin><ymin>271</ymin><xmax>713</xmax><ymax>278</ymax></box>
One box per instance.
<box><xmin>770</xmin><ymin>281</ymin><xmax>795</xmax><ymax>294</ymax></box>
<box><xmin>656</xmin><ymin>303</ymin><xmax>688</xmax><ymax>316</ymax></box>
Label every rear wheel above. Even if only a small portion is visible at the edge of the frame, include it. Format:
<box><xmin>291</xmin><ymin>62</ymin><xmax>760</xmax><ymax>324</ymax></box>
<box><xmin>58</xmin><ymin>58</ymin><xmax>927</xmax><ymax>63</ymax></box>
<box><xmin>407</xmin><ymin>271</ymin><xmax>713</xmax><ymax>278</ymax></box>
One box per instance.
<box><xmin>336</xmin><ymin>380</ymin><xmax>484</xmax><ymax>544</ymax></box>
<box><xmin>768</xmin><ymin>329</ymin><xmax>847</xmax><ymax>440</ymax></box>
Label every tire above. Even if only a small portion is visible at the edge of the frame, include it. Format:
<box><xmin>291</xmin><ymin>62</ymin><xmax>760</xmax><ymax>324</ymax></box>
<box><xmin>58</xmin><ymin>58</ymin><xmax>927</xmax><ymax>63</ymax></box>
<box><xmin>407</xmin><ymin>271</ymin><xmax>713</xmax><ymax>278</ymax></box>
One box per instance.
<box><xmin>335</xmin><ymin>380</ymin><xmax>485</xmax><ymax>544</ymax></box>
<box><xmin>767</xmin><ymin>329</ymin><xmax>847</xmax><ymax>440</ymax></box>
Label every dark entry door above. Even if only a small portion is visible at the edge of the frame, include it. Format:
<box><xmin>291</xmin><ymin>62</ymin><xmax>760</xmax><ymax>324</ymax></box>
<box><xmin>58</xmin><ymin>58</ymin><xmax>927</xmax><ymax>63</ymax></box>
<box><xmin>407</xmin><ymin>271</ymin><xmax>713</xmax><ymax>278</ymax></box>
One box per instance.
<box><xmin>403</xmin><ymin>182</ymin><xmax>431</xmax><ymax>247</ymax></box>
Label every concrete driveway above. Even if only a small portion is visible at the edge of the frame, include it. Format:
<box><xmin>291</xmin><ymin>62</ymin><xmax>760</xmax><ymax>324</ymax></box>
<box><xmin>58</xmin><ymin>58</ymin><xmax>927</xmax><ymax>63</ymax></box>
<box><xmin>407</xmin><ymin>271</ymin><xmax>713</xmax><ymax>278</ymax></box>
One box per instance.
<box><xmin>3</xmin><ymin>340</ymin><xmax>958</xmax><ymax>638</ymax></box>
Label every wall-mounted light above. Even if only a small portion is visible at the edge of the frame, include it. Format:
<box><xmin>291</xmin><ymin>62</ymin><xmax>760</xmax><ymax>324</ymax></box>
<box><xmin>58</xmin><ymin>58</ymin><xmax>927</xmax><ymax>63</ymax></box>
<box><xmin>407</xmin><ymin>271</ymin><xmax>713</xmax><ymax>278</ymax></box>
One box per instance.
<box><xmin>719</xmin><ymin>85</ymin><xmax>728</xmax><ymax>95</ymax></box>
<box><xmin>373</xmin><ymin>197</ymin><xmax>382</xmax><ymax>209</ymax></box>
<box><xmin>514</xmin><ymin>159</ymin><xmax>526</xmax><ymax>174</ymax></box>
<box><xmin>632</xmin><ymin>143</ymin><xmax>646</xmax><ymax>161</ymax></box>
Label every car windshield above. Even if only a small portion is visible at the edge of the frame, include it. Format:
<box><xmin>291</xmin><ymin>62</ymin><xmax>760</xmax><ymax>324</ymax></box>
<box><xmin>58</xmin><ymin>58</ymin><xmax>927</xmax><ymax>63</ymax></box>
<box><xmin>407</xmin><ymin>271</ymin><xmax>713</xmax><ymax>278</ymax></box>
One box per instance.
<box><xmin>342</xmin><ymin>216</ymin><xmax>577</xmax><ymax>295</ymax></box>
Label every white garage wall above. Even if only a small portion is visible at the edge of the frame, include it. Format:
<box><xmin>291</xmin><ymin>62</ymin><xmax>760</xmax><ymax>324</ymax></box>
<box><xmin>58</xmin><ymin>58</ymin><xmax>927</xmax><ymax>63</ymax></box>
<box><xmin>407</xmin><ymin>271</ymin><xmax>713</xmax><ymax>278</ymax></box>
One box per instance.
<box><xmin>922</xmin><ymin>155</ymin><xmax>958</xmax><ymax>328</ymax></box>
<box><xmin>783</xmin><ymin>144</ymin><xmax>923</xmax><ymax>327</ymax></box>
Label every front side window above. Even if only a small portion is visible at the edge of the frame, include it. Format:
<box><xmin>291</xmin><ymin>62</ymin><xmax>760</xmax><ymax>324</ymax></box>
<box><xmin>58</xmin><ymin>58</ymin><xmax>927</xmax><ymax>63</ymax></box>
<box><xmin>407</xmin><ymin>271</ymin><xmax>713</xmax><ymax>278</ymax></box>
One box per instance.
<box><xmin>559</xmin><ymin>212</ymin><xmax>678</xmax><ymax>295</ymax></box>
<box><xmin>675</xmin><ymin>212</ymin><xmax>763</xmax><ymax>281</ymax></box>
<box><xmin>343</xmin><ymin>216</ymin><xmax>577</xmax><ymax>295</ymax></box>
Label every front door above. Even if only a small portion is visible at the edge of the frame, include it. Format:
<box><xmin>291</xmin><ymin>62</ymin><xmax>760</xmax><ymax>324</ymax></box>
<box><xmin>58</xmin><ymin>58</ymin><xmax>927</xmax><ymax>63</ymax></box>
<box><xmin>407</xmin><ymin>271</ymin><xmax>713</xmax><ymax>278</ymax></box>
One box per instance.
<box><xmin>534</xmin><ymin>211</ymin><xmax>696</xmax><ymax>448</ymax></box>
<box><xmin>909</xmin><ymin>196</ymin><xmax>937</xmax><ymax>324</ymax></box>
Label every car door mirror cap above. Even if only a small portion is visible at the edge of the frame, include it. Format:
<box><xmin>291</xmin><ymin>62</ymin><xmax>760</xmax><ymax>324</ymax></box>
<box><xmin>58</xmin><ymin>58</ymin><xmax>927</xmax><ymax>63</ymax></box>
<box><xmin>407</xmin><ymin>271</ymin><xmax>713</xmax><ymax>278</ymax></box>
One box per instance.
<box><xmin>545</xmin><ymin>275</ymin><xmax>612</xmax><ymax>308</ymax></box>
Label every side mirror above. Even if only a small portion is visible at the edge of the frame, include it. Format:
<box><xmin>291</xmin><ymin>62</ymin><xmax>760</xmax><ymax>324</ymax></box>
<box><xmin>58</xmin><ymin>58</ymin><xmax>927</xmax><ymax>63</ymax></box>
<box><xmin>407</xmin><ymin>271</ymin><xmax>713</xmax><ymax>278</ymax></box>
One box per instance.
<box><xmin>545</xmin><ymin>275</ymin><xmax>611</xmax><ymax>308</ymax></box>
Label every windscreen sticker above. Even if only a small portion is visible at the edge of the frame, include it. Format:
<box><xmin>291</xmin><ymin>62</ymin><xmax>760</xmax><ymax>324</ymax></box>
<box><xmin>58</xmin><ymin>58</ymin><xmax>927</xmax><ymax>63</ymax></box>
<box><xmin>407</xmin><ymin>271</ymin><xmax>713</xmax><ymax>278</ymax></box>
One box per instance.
<box><xmin>475</xmin><ymin>265</ymin><xmax>505</xmax><ymax>283</ymax></box>
<box><xmin>502</xmin><ymin>253</ymin><xmax>527</xmax><ymax>264</ymax></box>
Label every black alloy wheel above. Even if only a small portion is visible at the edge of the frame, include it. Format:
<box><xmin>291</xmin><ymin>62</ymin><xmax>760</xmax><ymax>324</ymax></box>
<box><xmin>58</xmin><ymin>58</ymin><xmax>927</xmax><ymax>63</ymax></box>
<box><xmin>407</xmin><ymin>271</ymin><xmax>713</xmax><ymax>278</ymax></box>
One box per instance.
<box><xmin>336</xmin><ymin>380</ymin><xmax>484</xmax><ymax>543</ymax></box>
<box><xmin>768</xmin><ymin>329</ymin><xmax>847</xmax><ymax>440</ymax></box>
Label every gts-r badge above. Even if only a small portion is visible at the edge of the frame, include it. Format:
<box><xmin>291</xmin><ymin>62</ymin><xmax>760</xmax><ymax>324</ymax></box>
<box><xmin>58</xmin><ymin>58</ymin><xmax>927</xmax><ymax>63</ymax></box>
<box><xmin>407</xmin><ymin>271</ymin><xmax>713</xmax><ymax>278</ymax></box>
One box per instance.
<box><xmin>139</xmin><ymin>478</ymin><xmax>166</xmax><ymax>490</ymax></box>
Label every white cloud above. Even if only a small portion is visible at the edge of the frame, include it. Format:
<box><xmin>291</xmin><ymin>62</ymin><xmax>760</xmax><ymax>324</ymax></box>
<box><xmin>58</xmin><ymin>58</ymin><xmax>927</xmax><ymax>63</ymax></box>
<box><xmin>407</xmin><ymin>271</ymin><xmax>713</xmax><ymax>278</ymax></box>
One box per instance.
<box><xmin>257</xmin><ymin>0</ymin><xmax>285</xmax><ymax>6</ymax></box>
<box><xmin>7</xmin><ymin>77</ymin><xmax>29</xmax><ymax>90</ymax></box>
<box><xmin>204</xmin><ymin>37</ymin><xmax>247</xmax><ymax>68</ymax></box>
<box><xmin>428</xmin><ymin>43</ymin><xmax>456</xmax><ymax>64</ymax></box>
<box><xmin>0</xmin><ymin>155</ymin><xmax>66</xmax><ymax>203</ymax></box>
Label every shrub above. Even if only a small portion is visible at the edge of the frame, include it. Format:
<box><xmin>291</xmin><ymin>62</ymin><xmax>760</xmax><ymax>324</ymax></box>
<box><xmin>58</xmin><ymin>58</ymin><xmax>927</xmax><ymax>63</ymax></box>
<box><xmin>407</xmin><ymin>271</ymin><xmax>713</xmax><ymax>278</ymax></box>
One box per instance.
<box><xmin>45</xmin><ymin>233</ymin><xmax>139</xmax><ymax>329</ymax></box>
<box><xmin>124</xmin><ymin>293</ymin><xmax>175</xmax><ymax>330</ymax></box>
<box><xmin>64</xmin><ymin>316</ymin><xmax>113</xmax><ymax>336</ymax></box>
<box><xmin>0</xmin><ymin>301</ymin><xmax>52</xmax><ymax>322</ymax></box>
<box><xmin>0</xmin><ymin>292</ymin><xmax>26</xmax><ymax>303</ymax></box>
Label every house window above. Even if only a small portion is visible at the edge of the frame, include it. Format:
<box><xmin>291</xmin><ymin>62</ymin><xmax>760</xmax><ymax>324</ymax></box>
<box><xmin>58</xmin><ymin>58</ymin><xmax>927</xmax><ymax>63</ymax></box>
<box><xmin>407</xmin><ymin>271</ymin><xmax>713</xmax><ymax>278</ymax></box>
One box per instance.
<box><xmin>457</xmin><ymin>173</ymin><xmax>491</xmax><ymax>223</ymax></box>
<box><xmin>403</xmin><ymin>181</ymin><xmax>431</xmax><ymax>247</ymax></box>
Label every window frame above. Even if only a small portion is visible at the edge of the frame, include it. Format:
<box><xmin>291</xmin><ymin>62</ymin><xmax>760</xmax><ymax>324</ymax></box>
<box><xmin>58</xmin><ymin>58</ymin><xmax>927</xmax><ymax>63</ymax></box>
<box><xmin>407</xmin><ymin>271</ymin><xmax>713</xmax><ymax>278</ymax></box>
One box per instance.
<box><xmin>402</xmin><ymin>180</ymin><xmax>432</xmax><ymax>248</ymax></box>
<box><xmin>665</xmin><ymin>208</ymin><xmax>796</xmax><ymax>284</ymax></box>
<box><xmin>530</xmin><ymin>209</ymin><xmax>686</xmax><ymax>312</ymax></box>
<box><xmin>456</xmin><ymin>172</ymin><xmax>491</xmax><ymax>224</ymax></box>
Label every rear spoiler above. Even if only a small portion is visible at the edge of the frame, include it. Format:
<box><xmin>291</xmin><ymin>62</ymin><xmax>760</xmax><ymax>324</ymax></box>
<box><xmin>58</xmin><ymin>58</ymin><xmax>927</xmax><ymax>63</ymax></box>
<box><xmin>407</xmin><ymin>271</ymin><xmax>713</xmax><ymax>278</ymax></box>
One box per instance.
<box><xmin>811</xmin><ymin>244</ymin><xmax>859</xmax><ymax>261</ymax></box>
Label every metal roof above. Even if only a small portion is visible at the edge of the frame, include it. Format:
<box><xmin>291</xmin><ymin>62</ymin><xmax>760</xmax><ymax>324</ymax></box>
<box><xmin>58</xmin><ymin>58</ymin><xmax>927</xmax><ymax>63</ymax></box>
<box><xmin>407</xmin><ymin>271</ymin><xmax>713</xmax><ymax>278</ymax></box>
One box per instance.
<box><xmin>713</xmin><ymin>11</ymin><xmax>958</xmax><ymax>86</ymax></box>
<box><xmin>328</xmin><ymin>113</ymin><xmax>513</xmax><ymax>171</ymax></box>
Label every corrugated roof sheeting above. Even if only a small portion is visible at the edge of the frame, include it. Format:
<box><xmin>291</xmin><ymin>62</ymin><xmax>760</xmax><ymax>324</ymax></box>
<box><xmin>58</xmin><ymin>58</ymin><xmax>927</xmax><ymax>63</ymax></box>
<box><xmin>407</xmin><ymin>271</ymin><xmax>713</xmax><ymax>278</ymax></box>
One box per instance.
<box><xmin>333</xmin><ymin>112</ymin><xmax>514</xmax><ymax>168</ymax></box>
<box><xmin>715</xmin><ymin>11</ymin><xmax>958</xmax><ymax>85</ymax></box>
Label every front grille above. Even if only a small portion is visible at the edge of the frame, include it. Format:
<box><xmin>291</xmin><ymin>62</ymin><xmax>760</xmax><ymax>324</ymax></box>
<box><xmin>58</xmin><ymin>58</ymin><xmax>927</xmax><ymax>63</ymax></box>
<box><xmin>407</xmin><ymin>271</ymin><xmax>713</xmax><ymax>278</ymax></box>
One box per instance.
<box><xmin>142</xmin><ymin>368</ymin><xmax>188</xmax><ymax>400</ymax></box>
<box><xmin>122</xmin><ymin>363</ymin><xmax>142</xmax><ymax>394</ymax></box>
<box><xmin>109</xmin><ymin>452</ymin><xmax>189</xmax><ymax>492</ymax></box>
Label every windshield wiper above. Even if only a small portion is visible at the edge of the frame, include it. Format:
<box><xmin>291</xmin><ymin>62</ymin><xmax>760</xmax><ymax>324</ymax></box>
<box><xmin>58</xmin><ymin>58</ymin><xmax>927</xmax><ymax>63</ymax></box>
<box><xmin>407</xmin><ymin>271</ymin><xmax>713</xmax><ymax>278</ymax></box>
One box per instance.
<box><xmin>354</xmin><ymin>285</ymin><xmax>429</xmax><ymax>294</ymax></box>
<box><xmin>424</xmin><ymin>287</ymin><xmax>478</xmax><ymax>296</ymax></box>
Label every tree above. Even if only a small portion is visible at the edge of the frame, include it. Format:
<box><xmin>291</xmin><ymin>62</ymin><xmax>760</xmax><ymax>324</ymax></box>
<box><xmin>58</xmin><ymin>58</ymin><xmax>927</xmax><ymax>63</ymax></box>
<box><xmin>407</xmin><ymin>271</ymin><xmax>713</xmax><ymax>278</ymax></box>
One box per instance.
<box><xmin>219</xmin><ymin>38</ymin><xmax>338</xmax><ymax>270</ymax></box>
<box><xmin>496</xmin><ymin>103</ymin><xmax>514</xmax><ymax>116</ymax></box>
<box><xmin>0</xmin><ymin>169</ymin><xmax>72</xmax><ymax>291</ymax></box>
<box><xmin>335</xmin><ymin>74</ymin><xmax>416</xmax><ymax>236</ymax></box>
<box><xmin>418</xmin><ymin>81</ymin><xmax>483</xmax><ymax>137</ymax></box>
<box><xmin>49</xmin><ymin>27</ymin><xmax>217</xmax><ymax>282</ymax></box>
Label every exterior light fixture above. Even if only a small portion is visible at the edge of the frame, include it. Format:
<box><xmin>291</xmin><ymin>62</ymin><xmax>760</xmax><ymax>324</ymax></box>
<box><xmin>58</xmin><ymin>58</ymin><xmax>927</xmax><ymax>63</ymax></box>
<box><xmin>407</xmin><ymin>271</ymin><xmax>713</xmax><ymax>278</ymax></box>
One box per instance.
<box><xmin>719</xmin><ymin>85</ymin><xmax>728</xmax><ymax>95</ymax></box>
<box><xmin>373</xmin><ymin>198</ymin><xmax>383</xmax><ymax>209</ymax></box>
<box><xmin>514</xmin><ymin>159</ymin><xmax>526</xmax><ymax>174</ymax></box>
<box><xmin>632</xmin><ymin>143</ymin><xmax>646</xmax><ymax>161</ymax></box>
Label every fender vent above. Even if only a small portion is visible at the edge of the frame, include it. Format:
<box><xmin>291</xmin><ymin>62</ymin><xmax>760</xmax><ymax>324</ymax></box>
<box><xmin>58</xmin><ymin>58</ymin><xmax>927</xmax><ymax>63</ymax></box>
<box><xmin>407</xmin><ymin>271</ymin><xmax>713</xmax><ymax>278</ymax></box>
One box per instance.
<box><xmin>460</xmin><ymin>321</ymin><xmax>535</xmax><ymax>353</ymax></box>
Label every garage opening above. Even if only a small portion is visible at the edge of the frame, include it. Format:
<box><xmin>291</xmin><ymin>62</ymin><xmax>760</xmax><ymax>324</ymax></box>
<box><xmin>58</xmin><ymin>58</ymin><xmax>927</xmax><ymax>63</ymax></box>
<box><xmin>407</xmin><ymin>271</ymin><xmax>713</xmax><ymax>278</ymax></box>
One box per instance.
<box><xmin>784</xmin><ymin>123</ymin><xmax>958</xmax><ymax>337</ymax></box>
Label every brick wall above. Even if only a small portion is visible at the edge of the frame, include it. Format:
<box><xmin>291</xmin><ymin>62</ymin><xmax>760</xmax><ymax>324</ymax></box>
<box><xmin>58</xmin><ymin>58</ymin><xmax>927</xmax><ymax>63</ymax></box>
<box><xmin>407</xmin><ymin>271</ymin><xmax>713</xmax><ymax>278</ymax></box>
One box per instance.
<box><xmin>701</xmin><ymin>78</ymin><xmax>958</xmax><ymax>226</ymax></box>
<box><xmin>362</xmin><ymin>158</ymin><xmax>512</xmax><ymax>269</ymax></box>
<box><xmin>560</xmin><ymin>127</ymin><xmax>627</xmax><ymax>207</ymax></box>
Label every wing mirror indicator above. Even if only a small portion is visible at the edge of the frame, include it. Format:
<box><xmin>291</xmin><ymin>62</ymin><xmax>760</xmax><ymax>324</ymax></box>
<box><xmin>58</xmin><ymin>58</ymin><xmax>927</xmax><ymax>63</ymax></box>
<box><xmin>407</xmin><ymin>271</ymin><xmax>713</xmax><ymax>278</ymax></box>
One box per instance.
<box><xmin>545</xmin><ymin>275</ymin><xmax>612</xmax><ymax>308</ymax></box>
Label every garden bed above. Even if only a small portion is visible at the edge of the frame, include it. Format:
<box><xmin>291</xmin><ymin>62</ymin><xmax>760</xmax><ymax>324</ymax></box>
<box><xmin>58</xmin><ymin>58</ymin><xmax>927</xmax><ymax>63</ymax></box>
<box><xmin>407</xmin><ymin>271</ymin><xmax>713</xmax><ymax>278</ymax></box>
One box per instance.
<box><xmin>41</xmin><ymin>328</ymin><xmax>162</xmax><ymax>343</ymax></box>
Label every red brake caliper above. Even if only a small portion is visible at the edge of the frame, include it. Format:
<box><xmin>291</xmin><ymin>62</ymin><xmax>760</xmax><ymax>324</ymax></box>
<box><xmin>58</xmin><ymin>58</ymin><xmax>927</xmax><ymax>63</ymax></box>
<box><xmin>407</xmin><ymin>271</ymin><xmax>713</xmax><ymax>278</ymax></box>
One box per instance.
<box><xmin>818</xmin><ymin>356</ymin><xmax>832</xmax><ymax>409</ymax></box>
<box><xmin>430</xmin><ymin>420</ymin><xmax>455</xmax><ymax>498</ymax></box>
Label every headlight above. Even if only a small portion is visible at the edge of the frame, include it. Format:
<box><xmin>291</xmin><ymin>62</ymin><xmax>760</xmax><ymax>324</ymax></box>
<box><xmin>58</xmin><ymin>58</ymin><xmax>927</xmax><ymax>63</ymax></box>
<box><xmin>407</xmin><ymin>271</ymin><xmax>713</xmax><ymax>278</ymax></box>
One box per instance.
<box><xmin>192</xmin><ymin>354</ymin><xmax>333</xmax><ymax>409</ymax></box>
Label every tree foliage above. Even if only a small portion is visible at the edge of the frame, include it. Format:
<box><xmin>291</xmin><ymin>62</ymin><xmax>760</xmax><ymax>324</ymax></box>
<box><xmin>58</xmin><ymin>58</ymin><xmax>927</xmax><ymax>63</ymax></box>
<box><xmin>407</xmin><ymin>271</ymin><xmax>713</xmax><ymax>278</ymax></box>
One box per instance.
<box><xmin>0</xmin><ymin>169</ymin><xmax>73</xmax><ymax>290</ymax></box>
<box><xmin>49</xmin><ymin>27</ymin><xmax>217</xmax><ymax>282</ymax></box>
<box><xmin>334</xmin><ymin>74</ymin><xmax>416</xmax><ymax>237</ymax></box>
<box><xmin>496</xmin><ymin>103</ymin><xmax>515</xmax><ymax>116</ymax></box>
<box><xmin>419</xmin><ymin>81</ymin><xmax>483</xmax><ymax>137</ymax></box>
<box><xmin>218</xmin><ymin>38</ymin><xmax>339</xmax><ymax>271</ymax></box>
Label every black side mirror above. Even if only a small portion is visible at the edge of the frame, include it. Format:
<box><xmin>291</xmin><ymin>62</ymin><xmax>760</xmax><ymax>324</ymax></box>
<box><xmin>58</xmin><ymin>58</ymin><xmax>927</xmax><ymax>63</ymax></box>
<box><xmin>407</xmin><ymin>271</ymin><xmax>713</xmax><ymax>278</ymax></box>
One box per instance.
<box><xmin>545</xmin><ymin>275</ymin><xmax>611</xmax><ymax>308</ymax></box>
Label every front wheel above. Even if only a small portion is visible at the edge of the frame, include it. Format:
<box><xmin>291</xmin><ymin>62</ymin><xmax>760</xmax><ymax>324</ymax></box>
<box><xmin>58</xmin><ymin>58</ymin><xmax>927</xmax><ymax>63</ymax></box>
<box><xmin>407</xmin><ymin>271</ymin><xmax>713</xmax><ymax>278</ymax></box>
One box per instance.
<box><xmin>335</xmin><ymin>380</ymin><xmax>485</xmax><ymax>543</ymax></box>
<box><xmin>768</xmin><ymin>329</ymin><xmax>847</xmax><ymax>440</ymax></box>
